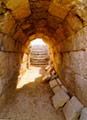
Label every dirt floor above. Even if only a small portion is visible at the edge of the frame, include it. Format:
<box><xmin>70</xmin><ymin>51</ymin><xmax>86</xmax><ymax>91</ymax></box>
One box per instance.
<box><xmin>0</xmin><ymin>66</ymin><xmax>65</xmax><ymax>120</ymax></box>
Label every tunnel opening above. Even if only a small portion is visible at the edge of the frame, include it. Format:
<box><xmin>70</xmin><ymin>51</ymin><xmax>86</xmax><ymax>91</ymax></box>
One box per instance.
<box><xmin>29</xmin><ymin>38</ymin><xmax>50</xmax><ymax>66</ymax></box>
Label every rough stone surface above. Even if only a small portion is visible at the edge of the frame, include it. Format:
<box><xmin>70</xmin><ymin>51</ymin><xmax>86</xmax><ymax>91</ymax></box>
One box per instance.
<box><xmin>52</xmin><ymin>85</ymin><xmax>61</xmax><ymax>94</ymax></box>
<box><xmin>49</xmin><ymin>79</ymin><xmax>58</xmax><ymax>88</ymax></box>
<box><xmin>80</xmin><ymin>108</ymin><xmax>87</xmax><ymax>120</ymax></box>
<box><xmin>63</xmin><ymin>96</ymin><xmax>84</xmax><ymax>120</ymax></box>
<box><xmin>52</xmin><ymin>89</ymin><xmax>70</xmax><ymax>109</ymax></box>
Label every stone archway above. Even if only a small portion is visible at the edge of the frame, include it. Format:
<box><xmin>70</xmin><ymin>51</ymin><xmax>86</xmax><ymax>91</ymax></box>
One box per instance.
<box><xmin>0</xmin><ymin>0</ymin><xmax>87</xmax><ymax>109</ymax></box>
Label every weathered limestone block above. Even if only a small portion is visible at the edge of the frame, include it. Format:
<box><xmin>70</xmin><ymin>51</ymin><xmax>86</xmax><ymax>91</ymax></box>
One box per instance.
<box><xmin>52</xmin><ymin>89</ymin><xmax>70</xmax><ymax>109</ymax></box>
<box><xmin>49</xmin><ymin>1</ymin><xmax>69</xmax><ymax>19</ymax></box>
<box><xmin>57</xmin><ymin>78</ymin><xmax>62</xmax><ymax>86</ymax></box>
<box><xmin>54</xmin><ymin>25</ymin><xmax>66</xmax><ymax>42</ymax></box>
<box><xmin>63</xmin><ymin>96</ymin><xmax>84</xmax><ymax>120</ymax></box>
<box><xmin>1</xmin><ymin>15</ymin><xmax>15</xmax><ymax>34</ymax></box>
<box><xmin>49</xmin><ymin>79</ymin><xmax>58</xmax><ymax>88</ymax></box>
<box><xmin>44</xmin><ymin>65</ymin><xmax>50</xmax><ymax>71</ymax></box>
<box><xmin>13</xmin><ymin>29</ymin><xmax>27</xmax><ymax>44</ymax></box>
<box><xmin>63</xmin><ymin>14</ymin><xmax>83</xmax><ymax>37</ymax></box>
<box><xmin>80</xmin><ymin>108</ymin><xmax>87</xmax><ymax>120</ymax></box>
<box><xmin>0</xmin><ymin>33</ymin><xmax>4</xmax><ymax>49</ymax></box>
<box><xmin>76</xmin><ymin>4</ymin><xmax>87</xmax><ymax>24</ymax></box>
<box><xmin>52</xmin><ymin>85</ymin><xmax>61</xmax><ymax>94</ymax></box>
<box><xmin>3</xmin><ymin>35</ymin><xmax>15</xmax><ymax>51</ymax></box>
<box><xmin>61</xmin><ymin>85</ymin><xmax>69</xmax><ymax>93</ymax></box>
<box><xmin>51</xmin><ymin>70</ymin><xmax>56</xmax><ymax>75</ymax></box>
<box><xmin>47</xmin><ymin>14</ymin><xmax>62</xmax><ymax>29</ymax></box>
<box><xmin>42</xmin><ymin>74</ymin><xmax>51</xmax><ymax>82</ymax></box>
<box><xmin>6</xmin><ymin>0</ymin><xmax>31</xmax><ymax>19</ymax></box>
<box><xmin>57</xmin><ymin>26</ymin><xmax>87</xmax><ymax>52</ymax></box>
<box><xmin>21</xmin><ymin>23</ymin><xmax>31</xmax><ymax>30</ymax></box>
<box><xmin>30</xmin><ymin>0</ymin><xmax>50</xmax><ymax>10</ymax></box>
<box><xmin>21</xmin><ymin>45</ymin><xmax>29</xmax><ymax>53</ymax></box>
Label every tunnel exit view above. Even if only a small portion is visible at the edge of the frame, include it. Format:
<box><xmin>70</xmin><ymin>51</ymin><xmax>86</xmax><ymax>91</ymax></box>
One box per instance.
<box><xmin>0</xmin><ymin>0</ymin><xmax>87</xmax><ymax>120</ymax></box>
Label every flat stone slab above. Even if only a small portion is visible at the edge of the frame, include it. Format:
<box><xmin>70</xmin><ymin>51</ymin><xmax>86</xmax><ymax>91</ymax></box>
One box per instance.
<box><xmin>42</xmin><ymin>74</ymin><xmax>51</xmax><ymax>82</ymax></box>
<box><xmin>56</xmin><ymin>78</ymin><xmax>62</xmax><ymax>86</ymax></box>
<box><xmin>52</xmin><ymin>85</ymin><xmax>61</xmax><ymax>94</ymax></box>
<box><xmin>80</xmin><ymin>107</ymin><xmax>87</xmax><ymax>120</ymax></box>
<box><xmin>49</xmin><ymin>79</ymin><xmax>58</xmax><ymax>88</ymax></box>
<box><xmin>52</xmin><ymin>89</ymin><xmax>70</xmax><ymax>109</ymax></box>
<box><xmin>63</xmin><ymin>96</ymin><xmax>84</xmax><ymax>120</ymax></box>
<box><xmin>61</xmin><ymin>85</ymin><xmax>69</xmax><ymax>93</ymax></box>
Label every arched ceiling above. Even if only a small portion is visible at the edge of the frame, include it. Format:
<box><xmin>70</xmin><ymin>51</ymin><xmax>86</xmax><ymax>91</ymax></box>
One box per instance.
<box><xmin>0</xmin><ymin>0</ymin><xmax>87</xmax><ymax>46</ymax></box>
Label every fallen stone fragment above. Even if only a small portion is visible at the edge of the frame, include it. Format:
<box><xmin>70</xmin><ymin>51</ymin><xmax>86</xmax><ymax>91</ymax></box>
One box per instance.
<box><xmin>63</xmin><ymin>96</ymin><xmax>84</xmax><ymax>120</ymax></box>
<box><xmin>42</xmin><ymin>74</ymin><xmax>51</xmax><ymax>82</ymax></box>
<box><xmin>52</xmin><ymin>89</ymin><xmax>70</xmax><ymax>109</ymax></box>
<box><xmin>80</xmin><ymin>107</ymin><xmax>87</xmax><ymax>120</ymax></box>
<box><xmin>52</xmin><ymin>85</ymin><xmax>61</xmax><ymax>94</ymax></box>
<box><xmin>51</xmin><ymin>74</ymin><xmax>58</xmax><ymax>80</ymax></box>
<box><xmin>44</xmin><ymin>65</ymin><xmax>50</xmax><ymax>71</ymax></box>
<box><xmin>56</xmin><ymin>78</ymin><xmax>62</xmax><ymax>86</ymax></box>
<box><xmin>51</xmin><ymin>70</ymin><xmax>56</xmax><ymax>75</ymax></box>
<box><xmin>47</xmin><ymin>65</ymin><xmax>54</xmax><ymax>73</ymax></box>
<box><xmin>61</xmin><ymin>85</ymin><xmax>69</xmax><ymax>93</ymax></box>
<box><xmin>49</xmin><ymin>79</ymin><xmax>58</xmax><ymax>88</ymax></box>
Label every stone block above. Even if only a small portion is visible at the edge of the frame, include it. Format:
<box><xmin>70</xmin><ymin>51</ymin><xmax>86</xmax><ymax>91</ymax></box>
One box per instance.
<box><xmin>63</xmin><ymin>96</ymin><xmax>84</xmax><ymax>120</ymax></box>
<box><xmin>51</xmin><ymin>70</ymin><xmax>56</xmax><ymax>75</ymax></box>
<box><xmin>61</xmin><ymin>85</ymin><xmax>69</xmax><ymax>93</ymax></box>
<box><xmin>6</xmin><ymin>0</ymin><xmax>31</xmax><ymax>19</ymax></box>
<box><xmin>44</xmin><ymin>65</ymin><xmax>50</xmax><ymax>71</ymax></box>
<box><xmin>52</xmin><ymin>89</ymin><xmax>70</xmax><ymax>109</ymax></box>
<box><xmin>52</xmin><ymin>85</ymin><xmax>61</xmax><ymax>94</ymax></box>
<box><xmin>80</xmin><ymin>108</ymin><xmax>87</xmax><ymax>120</ymax></box>
<box><xmin>42</xmin><ymin>74</ymin><xmax>51</xmax><ymax>83</ymax></box>
<box><xmin>49</xmin><ymin>79</ymin><xmax>58</xmax><ymax>88</ymax></box>
<box><xmin>56</xmin><ymin>78</ymin><xmax>62</xmax><ymax>86</ymax></box>
<box><xmin>51</xmin><ymin>74</ymin><xmax>58</xmax><ymax>80</ymax></box>
<box><xmin>49</xmin><ymin>1</ymin><xmax>69</xmax><ymax>19</ymax></box>
<box><xmin>70</xmin><ymin>96</ymin><xmax>84</xmax><ymax>113</ymax></box>
<box><xmin>63</xmin><ymin>101</ymin><xmax>77</xmax><ymax>120</ymax></box>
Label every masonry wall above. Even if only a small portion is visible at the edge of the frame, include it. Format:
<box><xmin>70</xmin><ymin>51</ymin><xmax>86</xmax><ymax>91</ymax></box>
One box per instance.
<box><xmin>51</xmin><ymin>24</ymin><xmax>87</xmax><ymax>106</ymax></box>
<box><xmin>0</xmin><ymin>12</ymin><xmax>30</xmax><ymax>108</ymax></box>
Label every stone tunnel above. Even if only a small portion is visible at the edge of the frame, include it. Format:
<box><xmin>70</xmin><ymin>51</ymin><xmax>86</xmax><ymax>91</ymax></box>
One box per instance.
<box><xmin>0</xmin><ymin>0</ymin><xmax>87</xmax><ymax>119</ymax></box>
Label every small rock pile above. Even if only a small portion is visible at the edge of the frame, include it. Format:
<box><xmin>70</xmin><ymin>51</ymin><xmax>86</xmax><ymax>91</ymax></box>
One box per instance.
<box><xmin>42</xmin><ymin>64</ymin><xmax>87</xmax><ymax>120</ymax></box>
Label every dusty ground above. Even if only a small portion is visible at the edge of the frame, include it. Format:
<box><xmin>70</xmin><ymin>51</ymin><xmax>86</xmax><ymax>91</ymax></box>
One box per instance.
<box><xmin>0</xmin><ymin>66</ymin><xmax>65</xmax><ymax>120</ymax></box>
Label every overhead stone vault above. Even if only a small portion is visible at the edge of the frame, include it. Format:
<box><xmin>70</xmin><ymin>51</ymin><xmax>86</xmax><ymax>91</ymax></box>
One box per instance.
<box><xmin>0</xmin><ymin>0</ymin><xmax>87</xmax><ymax>108</ymax></box>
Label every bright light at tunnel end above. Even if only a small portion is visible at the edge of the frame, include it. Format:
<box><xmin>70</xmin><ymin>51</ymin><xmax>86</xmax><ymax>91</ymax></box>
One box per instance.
<box><xmin>30</xmin><ymin>38</ymin><xmax>46</xmax><ymax>45</ymax></box>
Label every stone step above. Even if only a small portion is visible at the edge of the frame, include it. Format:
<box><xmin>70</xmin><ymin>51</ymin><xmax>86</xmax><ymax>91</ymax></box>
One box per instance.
<box><xmin>31</xmin><ymin>52</ymin><xmax>49</xmax><ymax>55</ymax></box>
<box><xmin>30</xmin><ymin>57</ymin><xmax>49</xmax><ymax>60</ymax></box>
<box><xmin>52</xmin><ymin>89</ymin><xmax>70</xmax><ymax>109</ymax></box>
<box><xmin>30</xmin><ymin>45</ymin><xmax>49</xmax><ymax>65</ymax></box>
<box><xmin>32</xmin><ymin>49</ymin><xmax>48</xmax><ymax>52</ymax></box>
<box><xmin>31</xmin><ymin>53</ymin><xmax>48</xmax><ymax>55</ymax></box>
<box><xmin>63</xmin><ymin>96</ymin><xmax>84</xmax><ymax>120</ymax></box>
<box><xmin>31</xmin><ymin>59</ymin><xmax>48</xmax><ymax>62</ymax></box>
<box><xmin>31</xmin><ymin>62</ymin><xmax>48</xmax><ymax>65</ymax></box>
